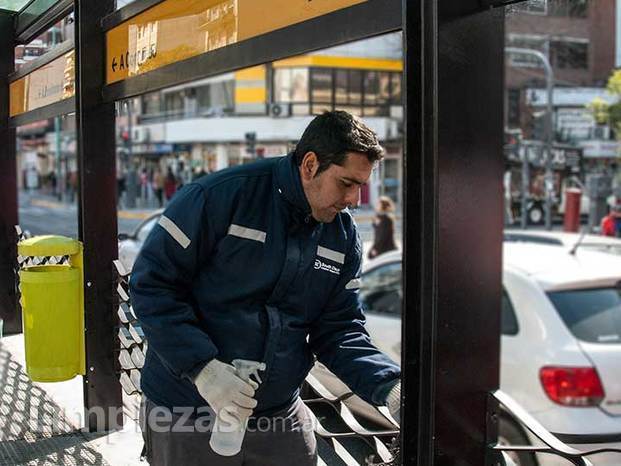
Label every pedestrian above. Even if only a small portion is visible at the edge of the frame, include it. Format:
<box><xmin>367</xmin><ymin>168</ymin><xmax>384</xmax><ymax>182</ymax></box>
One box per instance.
<box><xmin>368</xmin><ymin>195</ymin><xmax>398</xmax><ymax>260</ymax></box>
<box><xmin>140</xmin><ymin>168</ymin><xmax>148</xmax><ymax>203</ymax></box>
<box><xmin>163</xmin><ymin>167</ymin><xmax>176</xmax><ymax>202</ymax></box>
<box><xmin>152</xmin><ymin>169</ymin><xmax>164</xmax><ymax>207</ymax></box>
<box><xmin>130</xmin><ymin>111</ymin><xmax>401</xmax><ymax>466</ymax></box>
<box><xmin>600</xmin><ymin>204</ymin><xmax>621</xmax><ymax>237</ymax></box>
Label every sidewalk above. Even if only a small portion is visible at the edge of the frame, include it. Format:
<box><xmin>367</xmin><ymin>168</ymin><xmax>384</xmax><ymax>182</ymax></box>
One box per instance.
<box><xmin>0</xmin><ymin>333</ymin><xmax>374</xmax><ymax>466</ymax></box>
<box><xmin>0</xmin><ymin>334</ymin><xmax>144</xmax><ymax>466</ymax></box>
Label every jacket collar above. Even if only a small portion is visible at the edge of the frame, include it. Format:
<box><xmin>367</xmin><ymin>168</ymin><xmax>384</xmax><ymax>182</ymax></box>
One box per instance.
<box><xmin>274</xmin><ymin>153</ymin><xmax>312</xmax><ymax>218</ymax></box>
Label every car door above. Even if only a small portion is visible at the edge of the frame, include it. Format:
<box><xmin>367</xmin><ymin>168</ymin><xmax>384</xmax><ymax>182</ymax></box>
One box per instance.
<box><xmin>360</xmin><ymin>260</ymin><xmax>402</xmax><ymax>361</ymax></box>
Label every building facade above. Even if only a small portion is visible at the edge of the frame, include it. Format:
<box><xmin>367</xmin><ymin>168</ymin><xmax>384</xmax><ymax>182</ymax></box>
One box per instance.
<box><xmin>125</xmin><ymin>33</ymin><xmax>405</xmax><ymax>207</ymax></box>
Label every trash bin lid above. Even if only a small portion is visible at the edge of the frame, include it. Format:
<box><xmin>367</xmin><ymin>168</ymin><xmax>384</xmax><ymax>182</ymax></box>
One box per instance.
<box><xmin>18</xmin><ymin>235</ymin><xmax>80</xmax><ymax>257</ymax></box>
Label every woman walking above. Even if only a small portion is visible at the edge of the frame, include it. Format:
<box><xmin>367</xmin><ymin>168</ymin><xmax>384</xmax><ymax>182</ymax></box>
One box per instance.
<box><xmin>368</xmin><ymin>196</ymin><xmax>398</xmax><ymax>259</ymax></box>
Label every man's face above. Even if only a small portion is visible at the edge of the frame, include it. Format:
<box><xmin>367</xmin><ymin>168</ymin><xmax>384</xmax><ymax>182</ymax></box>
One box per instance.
<box><xmin>299</xmin><ymin>151</ymin><xmax>374</xmax><ymax>223</ymax></box>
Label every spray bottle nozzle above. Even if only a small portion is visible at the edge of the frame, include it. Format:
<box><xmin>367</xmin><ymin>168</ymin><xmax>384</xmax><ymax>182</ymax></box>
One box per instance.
<box><xmin>231</xmin><ymin>359</ymin><xmax>266</xmax><ymax>385</ymax></box>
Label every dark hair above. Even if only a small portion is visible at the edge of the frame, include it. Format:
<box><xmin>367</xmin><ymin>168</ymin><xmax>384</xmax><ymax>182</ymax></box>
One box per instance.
<box><xmin>294</xmin><ymin>111</ymin><xmax>384</xmax><ymax>175</ymax></box>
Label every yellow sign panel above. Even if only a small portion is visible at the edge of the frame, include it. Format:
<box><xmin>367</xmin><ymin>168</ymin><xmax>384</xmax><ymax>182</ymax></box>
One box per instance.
<box><xmin>106</xmin><ymin>0</ymin><xmax>366</xmax><ymax>84</ymax></box>
<box><xmin>10</xmin><ymin>50</ymin><xmax>75</xmax><ymax>117</ymax></box>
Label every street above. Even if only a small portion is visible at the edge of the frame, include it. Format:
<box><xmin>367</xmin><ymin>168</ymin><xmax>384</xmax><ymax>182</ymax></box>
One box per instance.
<box><xmin>17</xmin><ymin>190</ymin><xmax>402</xmax><ymax>244</ymax></box>
<box><xmin>18</xmin><ymin>191</ymin><xmax>147</xmax><ymax>238</ymax></box>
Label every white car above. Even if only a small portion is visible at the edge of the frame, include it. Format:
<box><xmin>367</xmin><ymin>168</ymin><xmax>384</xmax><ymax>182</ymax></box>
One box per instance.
<box><xmin>311</xmin><ymin>243</ymin><xmax>621</xmax><ymax>466</ymax></box>
<box><xmin>504</xmin><ymin>229</ymin><xmax>621</xmax><ymax>256</ymax></box>
<box><xmin>117</xmin><ymin>209</ymin><xmax>163</xmax><ymax>271</ymax></box>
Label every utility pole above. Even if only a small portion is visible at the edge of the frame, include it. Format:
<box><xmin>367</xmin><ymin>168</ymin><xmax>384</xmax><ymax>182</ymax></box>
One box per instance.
<box><xmin>505</xmin><ymin>47</ymin><xmax>555</xmax><ymax>230</ymax></box>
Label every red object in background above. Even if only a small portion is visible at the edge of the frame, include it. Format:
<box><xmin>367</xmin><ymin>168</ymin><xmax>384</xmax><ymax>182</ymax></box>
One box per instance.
<box><xmin>563</xmin><ymin>188</ymin><xmax>581</xmax><ymax>232</ymax></box>
<box><xmin>360</xmin><ymin>183</ymin><xmax>370</xmax><ymax>206</ymax></box>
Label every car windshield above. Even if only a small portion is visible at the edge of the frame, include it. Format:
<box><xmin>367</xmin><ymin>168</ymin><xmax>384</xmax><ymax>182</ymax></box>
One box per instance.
<box><xmin>547</xmin><ymin>287</ymin><xmax>621</xmax><ymax>344</ymax></box>
<box><xmin>360</xmin><ymin>261</ymin><xmax>402</xmax><ymax>315</ymax></box>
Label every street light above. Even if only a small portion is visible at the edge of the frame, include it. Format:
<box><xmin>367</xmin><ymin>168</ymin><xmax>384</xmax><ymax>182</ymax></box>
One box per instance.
<box><xmin>505</xmin><ymin>47</ymin><xmax>555</xmax><ymax>230</ymax></box>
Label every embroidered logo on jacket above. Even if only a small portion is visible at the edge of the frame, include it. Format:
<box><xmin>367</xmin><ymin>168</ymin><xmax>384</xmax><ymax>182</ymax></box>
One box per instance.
<box><xmin>314</xmin><ymin>259</ymin><xmax>341</xmax><ymax>275</ymax></box>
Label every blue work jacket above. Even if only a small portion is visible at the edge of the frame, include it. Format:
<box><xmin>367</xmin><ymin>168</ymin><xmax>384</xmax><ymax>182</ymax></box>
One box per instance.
<box><xmin>130</xmin><ymin>153</ymin><xmax>400</xmax><ymax>415</ymax></box>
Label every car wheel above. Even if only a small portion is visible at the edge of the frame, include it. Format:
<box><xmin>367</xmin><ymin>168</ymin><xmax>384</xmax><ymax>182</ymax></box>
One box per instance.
<box><xmin>498</xmin><ymin>417</ymin><xmax>538</xmax><ymax>466</ymax></box>
<box><xmin>527</xmin><ymin>205</ymin><xmax>544</xmax><ymax>225</ymax></box>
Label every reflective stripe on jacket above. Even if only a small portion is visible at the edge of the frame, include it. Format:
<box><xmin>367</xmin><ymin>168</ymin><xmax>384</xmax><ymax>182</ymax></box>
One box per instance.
<box><xmin>130</xmin><ymin>153</ymin><xmax>400</xmax><ymax>415</ymax></box>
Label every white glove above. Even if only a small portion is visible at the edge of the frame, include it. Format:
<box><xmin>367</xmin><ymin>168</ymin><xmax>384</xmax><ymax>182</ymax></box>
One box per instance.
<box><xmin>194</xmin><ymin>359</ymin><xmax>258</xmax><ymax>421</ymax></box>
<box><xmin>386</xmin><ymin>382</ymin><xmax>401</xmax><ymax>424</ymax></box>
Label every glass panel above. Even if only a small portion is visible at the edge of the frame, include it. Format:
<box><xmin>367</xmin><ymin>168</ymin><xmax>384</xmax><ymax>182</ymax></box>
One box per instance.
<box><xmin>550</xmin><ymin>40</ymin><xmax>588</xmax><ymax>70</ymax></box>
<box><xmin>291</xmin><ymin>103</ymin><xmax>310</xmax><ymax>116</ymax></box>
<box><xmin>15</xmin><ymin>16</ymin><xmax>74</xmax><ymax>70</ymax></box>
<box><xmin>10</xmin><ymin>49</ymin><xmax>75</xmax><ymax>117</ymax></box>
<box><xmin>210</xmin><ymin>80</ymin><xmax>234</xmax><ymax>111</ymax></box>
<box><xmin>348</xmin><ymin>69</ymin><xmax>362</xmax><ymax>104</ymax></box>
<box><xmin>0</xmin><ymin>0</ymin><xmax>31</xmax><ymax>12</ymax></box>
<box><xmin>311</xmin><ymin>68</ymin><xmax>332</xmax><ymax>104</ymax></box>
<box><xmin>142</xmin><ymin>92</ymin><xmax>161</xmax><ymax>116</ymax></box>
<box><xmin>290</xmin><ymin>68</ymin><xmax>309</xmax><ymax>103</ymax></box>
<box><xmin>274</xmin><ymin>68</ymin><xmax>292</xmax><ymax>102</ymax></box>
<box><xmin>548</xmin><ymin>288</ymin><xmax>621</xmax><ymax>344</ymax></box>
<box><xmin>548</xmin><ymin>0</ymin><xmax>588</xmax><ymax>18</ymax></box>
<box><xmin>506</xmin><ymin>34</ymin><xmax>547</xmax><ymax>67</ymax></box>
<box><xmin>378</xmin><ymin>71</ymin><xmax>391</xmax><ymax>104</ymax></box>
<box><xmin>16</xmin><ymin>0</ymin><xmax>64</xmax><ymax>32</ymax></box>
<box><xmin>16</xmin><ymin>113</ymin><xmax>79</xmax><ymax>238</ymax></box>
<box><xmin>364</xmin><ymin>71</ymin><xmax>379</xmax><ymax>106</ymax></box>
<box><xmin>391</xmin><ymin>72</ymin><xmax>402</xmax><ymax>103</ymax></box>
<box><xmin>311</xmin><ymin>103</ymin><xmax>331</xmax><ymax>115</ymax></box>
<box><xmin>514</xmin><ymin>0</ymin><xmax>547</xmax><ymax>14</ymax></box>
<box><xmin>164</xmin><ymin>92</ymin><xmax>184</xmax><ymax>113</ymax></box>
<box><xmin>334</xmin><ymin>69</ymin><xmax>348</xmax><ymax>104</ymax></box>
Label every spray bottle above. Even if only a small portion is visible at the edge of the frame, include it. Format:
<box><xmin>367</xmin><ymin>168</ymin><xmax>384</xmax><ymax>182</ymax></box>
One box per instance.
<box><xmin>209</xmin><ymin>359</ymin><xmax>266</xmax><ymax>456</ymax></box>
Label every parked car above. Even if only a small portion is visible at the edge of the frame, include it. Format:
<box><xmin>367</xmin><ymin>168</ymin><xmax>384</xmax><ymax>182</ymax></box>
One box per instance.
<box><xmin>504</xmin><ymin>229</ymin><xmax>621</xmax><ymax>256</ymax></box>
<box><xmin>117</xmin><ymin>209</ymin><xmax>163</xmax><ymax>271</ymax></box>
<box><xmin>311</xmin><ymin>243</ymin><xmax>621</xmax><ymax>466</ymax></box>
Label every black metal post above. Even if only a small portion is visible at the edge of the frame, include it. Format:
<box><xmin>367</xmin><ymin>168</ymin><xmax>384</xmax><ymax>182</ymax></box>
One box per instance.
<box><xmin>0</xmin><ymin>12</ymin><xmax>20</xmax><ymax>335</ymax></box>
<box><xmin>74</xmin><ymin>0</ymin><xmax>123</xmax><ymax>431</ymax></box>
<box><xmin>402</xmin><ymin>1</ymin><xmax>505</xmax><ymax>464</ymax></box>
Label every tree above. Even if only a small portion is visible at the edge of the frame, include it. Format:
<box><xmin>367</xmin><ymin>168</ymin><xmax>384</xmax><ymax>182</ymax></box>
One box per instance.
<box><xmin>587</xmin><ymin>70</ymin><xmax>621</xmax><ymax>137</ymax></box>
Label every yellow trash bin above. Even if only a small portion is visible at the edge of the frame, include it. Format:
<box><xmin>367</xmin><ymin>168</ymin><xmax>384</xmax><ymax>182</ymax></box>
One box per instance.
<box><xmin>18</xmin><ymin>236</ymin><xmax>85</xmax><ymax>382</ymax></box>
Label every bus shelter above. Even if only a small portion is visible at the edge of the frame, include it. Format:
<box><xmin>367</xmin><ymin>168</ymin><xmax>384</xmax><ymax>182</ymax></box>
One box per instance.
<box><xmin>0</xmin><ymin>0</ymin><xmax>584</xmax><ymax>464</ymax></box>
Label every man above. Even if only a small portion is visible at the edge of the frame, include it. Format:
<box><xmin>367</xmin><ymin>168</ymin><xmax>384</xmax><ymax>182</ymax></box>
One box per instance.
<box><xmin>130</xmin><ymin>111</ymin><xmax>401</xmax><ymax>465</ymax></box>
<box><xmin>601</xmin><ymin>204</ymin><xmax>621</xmax><ymax>237</ymax></box>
